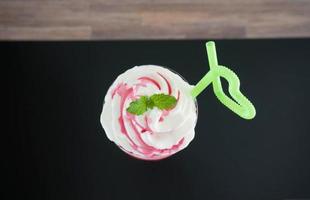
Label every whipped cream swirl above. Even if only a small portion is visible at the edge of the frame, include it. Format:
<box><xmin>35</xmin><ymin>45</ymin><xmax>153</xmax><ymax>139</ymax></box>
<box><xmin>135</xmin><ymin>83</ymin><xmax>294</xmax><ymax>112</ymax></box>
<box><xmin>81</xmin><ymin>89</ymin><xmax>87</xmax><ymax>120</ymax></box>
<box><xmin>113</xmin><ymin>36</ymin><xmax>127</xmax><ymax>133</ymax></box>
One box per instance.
<box><xmin>100</xmin><ymin>65</ymin><xmax>197</xmax><ymax>160</ymax></box>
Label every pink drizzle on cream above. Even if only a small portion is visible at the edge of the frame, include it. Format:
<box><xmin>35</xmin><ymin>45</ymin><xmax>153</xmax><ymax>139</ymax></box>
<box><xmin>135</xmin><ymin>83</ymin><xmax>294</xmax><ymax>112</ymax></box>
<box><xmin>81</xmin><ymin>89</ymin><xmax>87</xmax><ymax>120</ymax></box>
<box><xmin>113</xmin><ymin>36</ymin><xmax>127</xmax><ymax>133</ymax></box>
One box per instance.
<box><xmin>101</xmin><ymin>65</ymin><xmax>197</xmax><ymax>160</ymax></box>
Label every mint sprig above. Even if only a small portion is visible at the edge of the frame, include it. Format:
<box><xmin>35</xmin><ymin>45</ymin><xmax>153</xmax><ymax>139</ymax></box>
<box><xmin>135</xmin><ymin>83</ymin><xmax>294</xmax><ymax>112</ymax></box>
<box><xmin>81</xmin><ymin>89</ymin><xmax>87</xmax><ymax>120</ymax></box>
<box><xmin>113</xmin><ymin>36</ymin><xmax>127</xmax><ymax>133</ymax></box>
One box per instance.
<box><xmin>126</xmin><ymin>96</ymin><xmax>148</xmax><ymax>115</ymax></box>
<box><xmin>150</xmin><ymin>94</ymin><xmax>177</xmax><ymax>110</ymax></box>
<box><xmin>126</xmin><ymin>93</ymin><xmax>177</xmax><ymax>115</ymax></box>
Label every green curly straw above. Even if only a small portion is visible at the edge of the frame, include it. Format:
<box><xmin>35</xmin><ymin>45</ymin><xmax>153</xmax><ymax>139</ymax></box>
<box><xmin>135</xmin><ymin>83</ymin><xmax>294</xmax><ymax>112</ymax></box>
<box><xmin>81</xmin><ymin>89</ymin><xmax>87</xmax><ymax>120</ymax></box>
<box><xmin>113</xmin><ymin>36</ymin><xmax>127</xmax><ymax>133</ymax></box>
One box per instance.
<box><xmin>191</xmin><ymin>41</ymin><xmax>256</xmax><ymax>120</ymax></box>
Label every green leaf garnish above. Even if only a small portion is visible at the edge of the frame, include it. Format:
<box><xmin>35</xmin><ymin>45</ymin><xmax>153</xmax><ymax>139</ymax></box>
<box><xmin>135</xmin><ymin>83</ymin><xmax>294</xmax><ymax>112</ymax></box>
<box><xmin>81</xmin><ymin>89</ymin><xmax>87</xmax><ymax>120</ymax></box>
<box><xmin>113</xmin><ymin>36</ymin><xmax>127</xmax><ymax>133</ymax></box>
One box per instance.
<box><xmin>147</xmin><ymin>98</ymin><xmax>155</xmax><ymax>109</ymax></box>
<box><xmin>126</xmin><ymin>93</ymin><xmax>177</xmax><ymax>115</ymax></box>
<box><xmin>126</xmin><ymin>96</ymin><xmax>148</xmax><ymax>115</ymax></box>
<box><xmin>150</xmin><ymin>94</ymin><xmax>177</xmax><ymax>110</ymax></box>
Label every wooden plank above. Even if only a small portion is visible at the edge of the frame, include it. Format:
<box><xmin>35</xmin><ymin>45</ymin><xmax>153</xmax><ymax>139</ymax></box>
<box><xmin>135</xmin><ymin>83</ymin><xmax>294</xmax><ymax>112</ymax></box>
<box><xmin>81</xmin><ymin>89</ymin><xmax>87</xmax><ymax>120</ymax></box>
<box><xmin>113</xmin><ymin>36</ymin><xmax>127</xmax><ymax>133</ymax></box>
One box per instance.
<box><xmin>0</xmin><ymin>27</ymin><xmax>91</xmax><ymax>40</ymax></box>
<box><xmin>0</xmin><ymin>0</ymin><xmax>309</xmax><ymax>40</ymax></box>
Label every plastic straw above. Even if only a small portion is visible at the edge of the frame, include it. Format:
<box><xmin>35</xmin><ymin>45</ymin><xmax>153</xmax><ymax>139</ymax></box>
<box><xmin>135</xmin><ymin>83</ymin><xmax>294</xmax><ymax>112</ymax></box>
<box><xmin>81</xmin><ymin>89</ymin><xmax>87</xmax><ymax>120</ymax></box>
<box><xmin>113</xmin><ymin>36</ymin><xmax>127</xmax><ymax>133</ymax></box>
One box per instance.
<box><xmin>191</xmin><ymin>41</ymin><xmax>256</xmax><ymax>120</ymax></box>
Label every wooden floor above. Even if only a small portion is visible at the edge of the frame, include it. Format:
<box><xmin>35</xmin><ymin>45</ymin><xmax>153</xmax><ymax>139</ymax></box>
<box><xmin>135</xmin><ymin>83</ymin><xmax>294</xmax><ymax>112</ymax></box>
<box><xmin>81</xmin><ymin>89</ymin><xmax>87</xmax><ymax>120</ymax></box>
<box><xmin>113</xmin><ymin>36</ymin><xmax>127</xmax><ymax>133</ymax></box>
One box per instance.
<box><xmin>1</xmin><ymin>0</ymin><xmax>310</xmax><ymax>40</ymax></box>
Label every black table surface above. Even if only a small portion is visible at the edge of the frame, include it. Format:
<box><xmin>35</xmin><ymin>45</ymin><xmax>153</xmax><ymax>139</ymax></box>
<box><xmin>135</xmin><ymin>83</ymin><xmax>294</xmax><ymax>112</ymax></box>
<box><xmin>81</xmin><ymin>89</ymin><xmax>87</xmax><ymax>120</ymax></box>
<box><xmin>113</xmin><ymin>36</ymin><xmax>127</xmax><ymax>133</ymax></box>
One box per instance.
<box><xmin>4</xmin><ymin>40</ymin><xmax>310</xmax><ymax>200</ymax></box>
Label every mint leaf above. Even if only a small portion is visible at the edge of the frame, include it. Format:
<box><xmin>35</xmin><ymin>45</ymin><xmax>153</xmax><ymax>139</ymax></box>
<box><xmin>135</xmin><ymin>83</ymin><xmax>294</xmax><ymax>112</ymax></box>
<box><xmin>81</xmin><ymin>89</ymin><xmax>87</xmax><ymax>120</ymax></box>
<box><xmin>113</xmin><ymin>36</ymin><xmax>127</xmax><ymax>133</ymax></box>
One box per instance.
<box><xmin>147</xmin><ymin>98</ymin><xmax>155</xmax><ymax>109</ymax></box>
<box><xmin>126</xmin><ymin>94</ymin><xmax>177</xmax><ymax>116</ymax></box>
<box><xmin>126</xmin><ymin>96</ymin><xmax>148</xmax><ymax>115</ymax></box>
<box><xmin>150</xmin><ymin>93</ymin><xmax>177</xmax><ymax>110</ymax></box>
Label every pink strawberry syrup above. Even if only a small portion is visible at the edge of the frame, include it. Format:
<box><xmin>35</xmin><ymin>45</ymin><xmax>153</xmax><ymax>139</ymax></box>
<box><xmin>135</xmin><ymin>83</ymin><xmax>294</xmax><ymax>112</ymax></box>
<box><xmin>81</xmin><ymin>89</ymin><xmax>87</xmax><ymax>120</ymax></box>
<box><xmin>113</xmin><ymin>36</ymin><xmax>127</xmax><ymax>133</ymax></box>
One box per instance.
<box><xmin>111</xmin><ymin>73</ymin><xmax>184</xmax><ymax>160</ymax></box>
